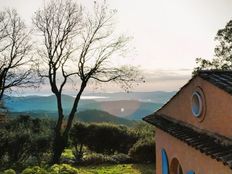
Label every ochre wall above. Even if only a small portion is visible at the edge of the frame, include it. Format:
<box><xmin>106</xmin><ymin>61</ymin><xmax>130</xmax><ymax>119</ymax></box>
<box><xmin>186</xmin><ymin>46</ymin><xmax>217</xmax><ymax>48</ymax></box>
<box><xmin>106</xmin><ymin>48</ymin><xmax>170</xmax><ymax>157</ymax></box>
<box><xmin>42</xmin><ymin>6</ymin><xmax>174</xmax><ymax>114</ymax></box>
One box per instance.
<box><xmin>157</xmin><ymin>76</ymin><xmax>232</xmax><ymax>138</ymax></box>
<box><xmin>156</xmin><ymin>129</ymin><xmax>232</xmax><ymax>174</ymax></box>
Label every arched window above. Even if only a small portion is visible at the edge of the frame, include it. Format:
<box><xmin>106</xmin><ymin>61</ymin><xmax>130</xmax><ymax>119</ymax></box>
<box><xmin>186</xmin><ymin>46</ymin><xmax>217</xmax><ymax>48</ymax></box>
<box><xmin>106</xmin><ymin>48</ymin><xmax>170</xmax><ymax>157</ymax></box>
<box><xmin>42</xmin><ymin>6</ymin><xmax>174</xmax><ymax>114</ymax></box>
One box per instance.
<box><xmin>161</xmin><ymin>149</ymin><xmax>169</xmax><ymax>174</ymax></box>
<box><xmin>170</xmin><ymin>158</ymin><xmax>183</xmax><ymax>174</ymax></box>
<box><xmin>187</xmin><ymin>171</ymin><xmax>195</xmax><ymax>174</ymax></box>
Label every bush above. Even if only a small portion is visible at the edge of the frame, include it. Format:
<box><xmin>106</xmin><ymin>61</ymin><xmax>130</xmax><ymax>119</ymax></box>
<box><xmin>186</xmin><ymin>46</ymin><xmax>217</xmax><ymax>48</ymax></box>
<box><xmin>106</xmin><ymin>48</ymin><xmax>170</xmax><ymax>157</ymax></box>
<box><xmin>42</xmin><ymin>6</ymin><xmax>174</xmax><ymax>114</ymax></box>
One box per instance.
<box><xmin>132</xmin><ymin>122</ymin><xmax>155</xmax><ymax>138</ymax></box>
<box><xmin>81</xmin><ymin>123</ymin><xmax>138</xmax><ymax>154</ymax></box>
<box><xmin>21</xmin><ymin>166</ymin><xmax>48</xmax><ymax>174</ymax></box>
<box><xmin>82</xmin><ymin>153</ymin><xmax>114</xmax><ymax>165</ymax></box>
<box><xmin>111</xmin><ymin>153</ymin><xmax>133</xmax><ymax>164</ymax></box>
<box><xmin>70</xmin><ymin>123</ymin><xmax>88</xmax><ymax>161</ymax></box>
<box><xmin>49</xmin><ymin>164</ymin><xmax>78</xmax><ymax>174</ymax></box>
<box><xmin>81</xmin><ymin>152</ymin><xmax>133</xmax><ymax>165</ymax></box>
<box><xmin>20</xmin><ymin>164</ymin><xmax>79</xmax><ymax>174</ymax></box>
<box><xmin>129</xmin><ymin>138</ymin><xmax>156</xmax><ymax>163</ymax></box>
<box><xmin>0</xmin><ymin>116</ymin><xmax>53</xmax><ymax>169</ymax></box>
<box><xmin>3</xmin><ymin>169</ymin><xmax>16</xmax><ymax>174</ymax></box>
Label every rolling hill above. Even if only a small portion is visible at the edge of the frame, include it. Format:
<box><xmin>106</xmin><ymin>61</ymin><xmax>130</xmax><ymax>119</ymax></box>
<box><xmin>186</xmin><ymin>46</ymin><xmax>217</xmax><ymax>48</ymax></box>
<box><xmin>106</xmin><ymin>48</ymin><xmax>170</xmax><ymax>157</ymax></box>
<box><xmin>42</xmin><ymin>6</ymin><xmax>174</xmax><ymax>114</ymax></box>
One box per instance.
<box><xmin>3</xmin><ymin>91</ymin><xmax>174</xmax><ymax>120</ymax></box>
<box><xmin>76</xmin><ymin>110</ymin><xmax>137</xmax><ymax>126</ymax></box>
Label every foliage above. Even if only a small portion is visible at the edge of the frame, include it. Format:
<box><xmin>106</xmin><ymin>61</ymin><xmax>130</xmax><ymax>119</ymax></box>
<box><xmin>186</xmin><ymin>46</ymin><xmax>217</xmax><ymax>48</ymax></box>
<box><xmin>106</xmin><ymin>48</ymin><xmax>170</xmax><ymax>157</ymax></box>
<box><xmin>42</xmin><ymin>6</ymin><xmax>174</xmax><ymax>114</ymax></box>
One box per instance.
<box><xmin>110</xmin><ymin>153</ymin><xmax>133</xmax><ymax>164</ymax></box>
<box><xmin>3</xmin><ymin>169</ymin><xmax>16</xmax><ymax>174</ymax></box>
<box><xmin>132</xmin><ymin>122</ymin><xmax>155</xmax><ymax>138</ymax></box>
<box><xmin>129</xmin><ymin>138</ymin><xmax>156</xmax><ymax>163</ymax></box>
<box><xmin>61</xmin><ymin>148</ymin><xmax>133</xmax><ymax>165</ymax></box>
<box><xmin>80</xmin><ymin>152</ymin><xmax>132</xmax><ymax>165</ymax></box>
<box><xmin>1</xmin><ymin>116</ymin><xmax>156</xmax><ymax>170</ymax></box>
<box><xmin>70</xmin><ymin>122</ymin><xmax>88</xmax><ymax>161</ymax></box>
<box><xmin>70</xmin><ymin>122</ymin><xmax>138</xmax><ymax>156</ymax></box>
<box><xmin>81</xmin><ymin>153</ymin><xmax>113</xmax><ymax>165</ymax></box>
<box><xmin>86</xmin><ymin>123</ymin><xmax>138</xmax><ymax>154</ymax></box>
<box><xmin>0</xmin><ymin>115</ymin><xmax>53</xmax><ymax>169</ymax></box>
<box><xmin>61</xmin><ymin>149</ymin><xmax>75</xmax><ymax>160</ymax></box>
<box><xmin>49</xmin><ymin>164</ymin><xmax>79</xmax><ymax>174</ymax></box>
<box><xmin>21</xmin><ymin>166</ymin><xmax>48</xmax><ymax>174</ymax></box>
<box><xmin>194</xmin><ymin>19</ymin><xmax>232</xmax><ymax>73</ymax></box>
<box><xmin>77</xmin><ymin>164</ymin><xmax>155</xmax><ymax>174</ymax></box>
<box><xmin>4</xmin><ymin>164</ymin><xmax>155</xmax><ymax>174</ymax></box>
<box><xmin>76</xmin><ymin>110</ymin><xmax>137</xmax><ymax>127</ymax></box>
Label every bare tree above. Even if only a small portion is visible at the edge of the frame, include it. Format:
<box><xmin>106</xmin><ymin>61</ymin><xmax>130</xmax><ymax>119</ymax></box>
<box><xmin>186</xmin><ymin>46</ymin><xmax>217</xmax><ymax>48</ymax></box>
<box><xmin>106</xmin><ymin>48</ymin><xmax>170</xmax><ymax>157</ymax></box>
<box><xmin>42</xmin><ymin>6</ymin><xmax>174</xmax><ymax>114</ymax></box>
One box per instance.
<box><xmin>0</xmin><ymin>9</ymin><xmax>37</xmax><ymax>101</ymax></box>
<box><xmin>34</xmin><ymin>0</ymin><xmax>142</xmax><ymax>163</ymax></box>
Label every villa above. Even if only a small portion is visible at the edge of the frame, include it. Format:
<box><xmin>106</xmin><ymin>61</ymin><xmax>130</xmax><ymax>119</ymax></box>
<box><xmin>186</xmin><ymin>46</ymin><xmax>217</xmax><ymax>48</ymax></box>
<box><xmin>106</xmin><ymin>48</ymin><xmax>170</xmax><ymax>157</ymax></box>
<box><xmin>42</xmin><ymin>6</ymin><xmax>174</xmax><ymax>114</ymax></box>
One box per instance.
<box><xmin>143</xmin><ymin>70</ymin><xmax>232</xmax><ymax>174</ymax></box>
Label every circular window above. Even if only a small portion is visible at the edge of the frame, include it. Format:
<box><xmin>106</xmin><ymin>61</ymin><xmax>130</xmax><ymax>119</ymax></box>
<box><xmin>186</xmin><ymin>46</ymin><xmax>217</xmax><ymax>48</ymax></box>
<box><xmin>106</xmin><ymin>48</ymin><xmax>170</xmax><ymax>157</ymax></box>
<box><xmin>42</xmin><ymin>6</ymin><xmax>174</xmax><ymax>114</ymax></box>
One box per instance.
<box><xmin>191</xmin><ymin>91</ymin><xmax>203</xmax><ymax>117</ymax></box>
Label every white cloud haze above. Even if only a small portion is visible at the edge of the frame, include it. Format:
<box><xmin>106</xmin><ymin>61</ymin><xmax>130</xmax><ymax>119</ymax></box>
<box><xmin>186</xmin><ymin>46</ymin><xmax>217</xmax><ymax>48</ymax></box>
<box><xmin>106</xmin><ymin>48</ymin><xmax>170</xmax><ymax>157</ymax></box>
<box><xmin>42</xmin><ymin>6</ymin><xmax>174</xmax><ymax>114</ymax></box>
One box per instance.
<box><xmin>0</xmin><ymin>0</ymin><xmax>232</xmax><ymax>93</ymax></box>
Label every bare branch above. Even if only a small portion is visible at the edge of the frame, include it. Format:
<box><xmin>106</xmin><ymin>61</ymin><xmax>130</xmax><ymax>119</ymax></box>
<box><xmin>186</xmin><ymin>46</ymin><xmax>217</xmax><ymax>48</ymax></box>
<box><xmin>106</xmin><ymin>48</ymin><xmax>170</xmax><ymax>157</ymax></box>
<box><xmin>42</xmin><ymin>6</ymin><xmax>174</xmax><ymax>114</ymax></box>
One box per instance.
<box><xmin>0</xmin><ymin>9</ymin><xmax>39</xmax><ymax>100</ymax></box>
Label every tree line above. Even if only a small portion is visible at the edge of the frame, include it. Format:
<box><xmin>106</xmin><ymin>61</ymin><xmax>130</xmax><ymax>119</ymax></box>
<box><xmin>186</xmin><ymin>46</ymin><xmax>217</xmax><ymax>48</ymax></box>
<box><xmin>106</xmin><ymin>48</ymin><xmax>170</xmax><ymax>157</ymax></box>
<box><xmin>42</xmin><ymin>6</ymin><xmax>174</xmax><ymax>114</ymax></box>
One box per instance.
<box><xmin>0</xmin><ymin>115</ymin><xmax>155</xmax><ymax>172</ymax></box>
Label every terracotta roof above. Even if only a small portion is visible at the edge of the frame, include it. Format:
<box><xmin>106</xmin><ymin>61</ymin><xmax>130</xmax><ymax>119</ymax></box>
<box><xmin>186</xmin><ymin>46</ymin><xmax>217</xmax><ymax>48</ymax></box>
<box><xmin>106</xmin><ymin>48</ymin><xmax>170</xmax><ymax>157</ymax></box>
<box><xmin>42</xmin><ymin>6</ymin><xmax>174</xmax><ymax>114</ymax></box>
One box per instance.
<box><xmin>198</xmin><ymin>70</ymin><xmax>232</xmax><ymax>95</ymax></box>
<box><xmin>143</xmin><ymin>114</ymin><xmax>232</xmax><ymax>170</ymax></box>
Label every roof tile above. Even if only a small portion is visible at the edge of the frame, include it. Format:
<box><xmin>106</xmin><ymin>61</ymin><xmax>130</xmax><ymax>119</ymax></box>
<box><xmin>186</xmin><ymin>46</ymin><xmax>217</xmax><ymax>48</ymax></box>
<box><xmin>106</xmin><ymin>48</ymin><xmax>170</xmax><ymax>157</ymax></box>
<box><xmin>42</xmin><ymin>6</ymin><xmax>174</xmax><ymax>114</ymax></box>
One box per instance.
<box><xmin>198</xmin><ymin>70</ymin><xmax>232</xmax><ymax>95</ymax></box>
<box><xmin>143</xmin><ymin>114</ymin><xmax>232</xmax><ymax>170</ymax></box>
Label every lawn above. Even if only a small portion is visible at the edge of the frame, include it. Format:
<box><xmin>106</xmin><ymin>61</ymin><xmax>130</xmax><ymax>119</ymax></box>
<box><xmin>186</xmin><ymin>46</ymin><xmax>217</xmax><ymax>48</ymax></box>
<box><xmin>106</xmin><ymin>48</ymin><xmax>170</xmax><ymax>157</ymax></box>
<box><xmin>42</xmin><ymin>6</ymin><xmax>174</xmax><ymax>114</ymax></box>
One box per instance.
<box><xmin>76</xmin><ymin>164</ymin><xmax>155</xmax><ymax>174</ymax></box>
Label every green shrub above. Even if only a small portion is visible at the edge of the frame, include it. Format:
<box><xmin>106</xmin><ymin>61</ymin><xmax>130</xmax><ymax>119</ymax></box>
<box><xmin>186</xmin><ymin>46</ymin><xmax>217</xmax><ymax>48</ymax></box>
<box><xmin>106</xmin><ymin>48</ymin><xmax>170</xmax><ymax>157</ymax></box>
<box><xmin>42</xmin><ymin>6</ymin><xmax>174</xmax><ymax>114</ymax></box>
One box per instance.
<box><xmin>0</xmin><ymin>116</ymin><xmax>53</xmax><ymax>168</ymax></box>
<box><xmin>132</xmin><ymin>122</ymin><xmax>155</xmax><ymax>138</ymax></box>
<box><xmin>61</xmin><ymin>149</ymin><xmax>75</xmax><ymax>159</ymax></box>
<box><xmin>82</xmin><ymin>153</ymin><xmax>114</xmax><ymax>165</ymax></box>
<box><xmin>3</xmin><ymin>169</ymin><xmax>16</xmax><ymax>174</ymax></box>
<box><xmin>49</xmin><ymin>164</ymin><xmax>78</xmax><ymax>174</ymax></box>
<box><xmin>129</xmin><ymin>138</ymin><xmax>155</xmax><ymax>163</ymax></box>
<box><xmin>111</xmin><ymin>153</ymin><xmax>133</xmax><ymax>164</ymax></box>
<box><xmin>21</xmin><ymin>166</ymin><xmax>48</xmax><ymax>174</ymax></box>
<box><xmin>70</xmin><ymin>123</ymin><xmax>88</xmax><ymax>162</ymax></box>
<box><xmin>70</xmin><ymin>122</ymin><xmax>138</xmax><ymax>156</ymax></box>
<box><xmin>81</xmin><ymin>152</ymin><xmax>133</xmax><ymax>165</ymax></box>
<box><xmin>84</xmin><ymin>123</ymin><xmax>138</xmax><ymax>154</ymax></box>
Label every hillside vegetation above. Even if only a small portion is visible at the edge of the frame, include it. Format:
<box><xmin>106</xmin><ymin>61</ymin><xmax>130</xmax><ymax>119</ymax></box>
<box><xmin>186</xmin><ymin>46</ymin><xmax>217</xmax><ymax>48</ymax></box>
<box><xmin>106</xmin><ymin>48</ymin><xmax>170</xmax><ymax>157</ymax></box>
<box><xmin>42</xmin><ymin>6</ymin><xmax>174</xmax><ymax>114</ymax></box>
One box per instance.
<box><xmin>76</xmin><ymin>110</ymin><xmax>137</xmax><ymax>127</ymax></box>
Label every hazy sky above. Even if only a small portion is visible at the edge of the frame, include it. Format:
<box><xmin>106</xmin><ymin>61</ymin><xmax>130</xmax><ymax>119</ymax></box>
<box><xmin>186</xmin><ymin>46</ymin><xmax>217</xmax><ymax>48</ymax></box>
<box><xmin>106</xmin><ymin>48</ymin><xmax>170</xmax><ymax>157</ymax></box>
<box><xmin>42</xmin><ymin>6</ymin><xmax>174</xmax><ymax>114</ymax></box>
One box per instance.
<box><xmin>1</xmin><ymin>0</ymin><xmax>232</xmax><ymax>92</ymax></box>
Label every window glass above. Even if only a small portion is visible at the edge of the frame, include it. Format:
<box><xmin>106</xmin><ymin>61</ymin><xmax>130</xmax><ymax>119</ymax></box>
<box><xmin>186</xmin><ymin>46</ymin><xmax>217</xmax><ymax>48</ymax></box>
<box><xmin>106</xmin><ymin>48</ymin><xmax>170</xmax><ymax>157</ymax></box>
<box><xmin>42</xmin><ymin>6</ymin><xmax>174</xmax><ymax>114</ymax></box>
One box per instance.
<box><xmin>191</xmin><ymin>91</ymin><xmax>203</xmax><ymax>117</ymax></box>
<box><xmin>187</xmin><ymin>171</ymin><xmax>195</xmax><ymax>174</ymax></box>
<box><xmin>161</xmin><ymin>149</ymin><xmax>169</xmax><ymax>174</ymax></box>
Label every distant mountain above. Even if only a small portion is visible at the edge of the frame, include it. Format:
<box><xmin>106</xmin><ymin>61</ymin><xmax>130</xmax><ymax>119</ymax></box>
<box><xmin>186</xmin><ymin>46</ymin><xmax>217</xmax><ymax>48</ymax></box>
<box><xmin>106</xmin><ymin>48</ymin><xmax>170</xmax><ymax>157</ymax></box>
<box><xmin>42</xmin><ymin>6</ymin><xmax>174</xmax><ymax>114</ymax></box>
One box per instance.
<box><xmin>76</xmin><ymin>110</ymin><xmax>137</xmax><ymax>126</ymax></box>
<box><xmin>8</xmin><ymin>110</ymin><xmax>137</xmax><ymax>127</ymax></box>
<box><xmin>83</xmin><ymin>91</ymin><xmax>176</xmax><ymax>103</ymax></box>
<box><xmin>3</xmin><ymin>95</ymin><xmax>97</xmax><ymax>113</ymax></box>
<box><xmin>3</xmin><ymin>91</ymin><xmax>174</xmax><ymax>120</ymax></box>
<box><xmin>85</xmin><ymin>100</ymin><xmax>163</xmax><ymax>120</ymax></box>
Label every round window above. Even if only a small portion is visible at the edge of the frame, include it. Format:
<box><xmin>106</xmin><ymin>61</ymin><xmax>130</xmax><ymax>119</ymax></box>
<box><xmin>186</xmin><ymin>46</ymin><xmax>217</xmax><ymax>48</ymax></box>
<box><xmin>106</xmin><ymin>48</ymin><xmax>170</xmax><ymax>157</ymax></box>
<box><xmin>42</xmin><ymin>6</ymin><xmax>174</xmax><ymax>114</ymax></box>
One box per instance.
<box><xmin>191</xmin><ymin>91</ymin><xmax>203</xmax><ymax>117</ymax></box>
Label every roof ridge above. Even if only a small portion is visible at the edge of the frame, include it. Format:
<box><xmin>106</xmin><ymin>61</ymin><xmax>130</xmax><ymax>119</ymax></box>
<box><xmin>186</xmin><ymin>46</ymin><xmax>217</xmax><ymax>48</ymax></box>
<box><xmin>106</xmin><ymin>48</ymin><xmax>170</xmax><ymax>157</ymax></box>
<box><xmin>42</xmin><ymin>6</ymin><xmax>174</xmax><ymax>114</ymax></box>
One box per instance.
<box><xmin>197</xmin><ymin>69</ymin><xmax>232</xmax><ymax>73</ymax></box>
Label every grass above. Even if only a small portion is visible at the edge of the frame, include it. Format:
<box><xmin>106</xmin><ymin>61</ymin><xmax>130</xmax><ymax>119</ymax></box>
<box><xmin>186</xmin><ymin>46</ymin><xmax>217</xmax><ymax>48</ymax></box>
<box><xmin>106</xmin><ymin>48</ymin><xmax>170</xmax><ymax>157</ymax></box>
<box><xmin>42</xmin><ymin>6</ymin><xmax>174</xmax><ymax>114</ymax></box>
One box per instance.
<box><xmin>76</xmin><ymin>164</ymin><xmax>155</xmax><ymax>174</ymax></box>
<box><xmin>61</xmin><ymin>149</ymin><xmax>155</xmax><ymax>174</ymax></box>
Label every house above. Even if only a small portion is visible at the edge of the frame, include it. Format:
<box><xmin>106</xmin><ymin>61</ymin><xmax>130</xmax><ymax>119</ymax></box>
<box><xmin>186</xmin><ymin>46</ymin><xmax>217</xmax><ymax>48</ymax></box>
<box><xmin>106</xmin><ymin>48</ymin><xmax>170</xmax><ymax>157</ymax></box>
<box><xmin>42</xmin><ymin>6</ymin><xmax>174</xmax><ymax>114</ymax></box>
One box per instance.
<box><xmin>143</xmin><ymin>70</ymin><xmax>232</xmax><ymax>174</ymax></box>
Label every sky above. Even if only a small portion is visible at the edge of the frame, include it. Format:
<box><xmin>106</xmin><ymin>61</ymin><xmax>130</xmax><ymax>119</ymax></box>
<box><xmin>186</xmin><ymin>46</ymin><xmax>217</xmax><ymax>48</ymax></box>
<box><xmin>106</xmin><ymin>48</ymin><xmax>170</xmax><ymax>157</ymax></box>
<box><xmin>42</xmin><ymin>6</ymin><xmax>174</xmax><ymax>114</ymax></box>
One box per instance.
<box><xmin>1</xmin><ymin>0</ymin><xmax>232</xmax><ymax>93</ymax></box>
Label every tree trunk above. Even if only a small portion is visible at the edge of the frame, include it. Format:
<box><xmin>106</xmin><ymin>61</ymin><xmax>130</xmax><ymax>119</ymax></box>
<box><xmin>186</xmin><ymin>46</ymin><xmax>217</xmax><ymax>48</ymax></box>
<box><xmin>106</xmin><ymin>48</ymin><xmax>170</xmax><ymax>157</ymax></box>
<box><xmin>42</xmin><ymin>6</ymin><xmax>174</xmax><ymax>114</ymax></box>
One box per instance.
<box><xmin>51</xmin><ymin>82</ymin><xmax>86</xmax><ymax>164</ymax></box>
<box><xmin>52</xmin><ymin>130</ymin><xmax>68</xmax><ymax>164</ymax></box>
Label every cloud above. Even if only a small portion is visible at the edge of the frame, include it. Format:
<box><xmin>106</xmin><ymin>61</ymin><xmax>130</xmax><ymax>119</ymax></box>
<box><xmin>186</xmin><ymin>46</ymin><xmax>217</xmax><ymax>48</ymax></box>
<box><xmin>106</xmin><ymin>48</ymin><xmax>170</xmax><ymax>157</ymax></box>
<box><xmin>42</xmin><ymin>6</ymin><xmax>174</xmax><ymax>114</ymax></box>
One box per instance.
<box><xmin>143</xmin><ymin>68</ymin><xmax>192</xmax><ymax>82</ymax></box>
<box><xmin>130</xmin><ymin>68</ymin><xmax>192</xmax><ymax>92</ymax></box>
